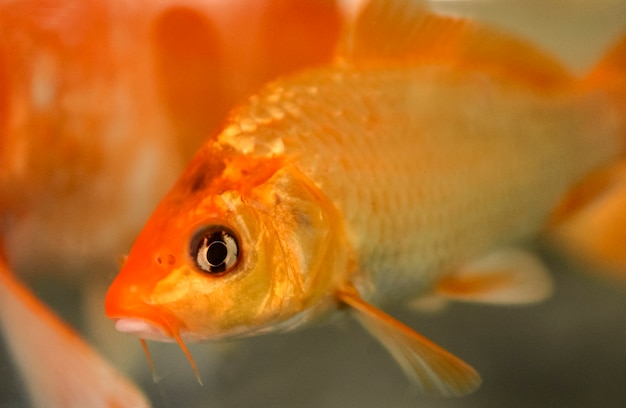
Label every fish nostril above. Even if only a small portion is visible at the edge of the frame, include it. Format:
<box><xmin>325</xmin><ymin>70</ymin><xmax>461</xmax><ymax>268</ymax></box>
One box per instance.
<box><xmin>155</xmin><ymin>251</ymin><xmax>176</xmax><ymax>268</ymax></box>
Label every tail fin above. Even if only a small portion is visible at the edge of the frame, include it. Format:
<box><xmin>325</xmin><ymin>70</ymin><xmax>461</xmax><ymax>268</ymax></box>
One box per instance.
<box><xmin>550</xmin><ymin>33</ymin><xmax>626</xmax><ymax>284</ymax></box>
<box><xmin>549</xmin><ymin>161</ymin><xmax>626</xmax><ymax>283</ymax></box>
<box><xmin>587</xmin><ymin>32</ymin><xmax>626</xmax><ymax>118</ymax></box>
<box><xmin>0</xmin><ymin>245</ymin><xmax>151</xmax><ymax>408</ymax></box>
<box><xmin>588</xmin><ymin>34</ymin><xmax>626</xmax><ymax>85</ymax></box>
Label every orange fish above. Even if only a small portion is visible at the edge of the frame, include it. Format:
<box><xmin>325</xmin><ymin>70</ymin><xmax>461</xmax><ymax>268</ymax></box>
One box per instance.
<box><xmin>105</xmin><ymin>0</ymin><xmax>626</xmax><ymax>397</ymax></box>
<box><xmin>0</xmin><ymin>0</ymin><xmax>342</xmax><ymax>406</ymax></box>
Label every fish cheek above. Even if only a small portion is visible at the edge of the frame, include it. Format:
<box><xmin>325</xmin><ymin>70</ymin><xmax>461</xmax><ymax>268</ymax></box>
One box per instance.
<box><xmin>148</xmin><ymin>266</ymin><xmax>228</xmax><ymax>335</ymax></box>
<box><xmin>148</xmin><ymin>256</ymin><xmax>275</xmax><ymax>337</ymax></box>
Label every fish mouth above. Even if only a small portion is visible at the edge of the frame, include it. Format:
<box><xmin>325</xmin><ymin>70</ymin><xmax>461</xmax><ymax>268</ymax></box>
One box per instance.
<box><xmin>112</xmin><ymin>316</ymin><xmax>203</xmax><ymax>384</ymax></box>
<box><xmin>105</xmin><ymin>275</ymin><xmax>184</xmax><ymax>341</ymax></box>
<box><xmin>114</xmin><ymin>318</ymin><xmax>175</xmax><ymax>342</ymax></box>
<box><xmin>105</xmin><ymin>289</ymin><xmax>184</xmax><ymax>342</ymax></box>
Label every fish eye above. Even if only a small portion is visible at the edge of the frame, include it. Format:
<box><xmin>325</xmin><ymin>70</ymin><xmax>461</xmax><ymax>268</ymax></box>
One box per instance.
<box><xmin>190</xmin><ymin>225</ymin><xmax>240</xmax><ymax>274</ymax></box>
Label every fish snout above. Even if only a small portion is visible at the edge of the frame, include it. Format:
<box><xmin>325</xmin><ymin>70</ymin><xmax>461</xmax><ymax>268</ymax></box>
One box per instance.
<box><xmin>105</xmin><ymin>279</ymin><xmax>179</xmax><ymax>342</ymax></box>
<box><xmin>105</xmin><ymin>277</ymin><xmax>202</xmax><ymax>381</ymax></box>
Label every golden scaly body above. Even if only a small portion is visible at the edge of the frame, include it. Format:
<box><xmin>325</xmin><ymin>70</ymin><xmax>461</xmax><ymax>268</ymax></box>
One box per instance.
<box><xmin>105</xmin><ymin>0</ymin><xmax>626</xmax><ymax>396</ymax></box>
<box><xmin>217</xmin><ymin>65</ymin><xmax>622</xmax><ymax>303</ymax></box>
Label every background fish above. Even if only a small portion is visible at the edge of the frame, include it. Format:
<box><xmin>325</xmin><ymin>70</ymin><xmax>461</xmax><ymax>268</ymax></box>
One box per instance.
<box><xmin>106</xmin><ymin>0</ymin><xmax>626</xmax><ymax>400</ymax></box>
<box><xmin>0</xmin><ymin>0</ymin><xmax>341</xmax><ymax>406</ymax></box>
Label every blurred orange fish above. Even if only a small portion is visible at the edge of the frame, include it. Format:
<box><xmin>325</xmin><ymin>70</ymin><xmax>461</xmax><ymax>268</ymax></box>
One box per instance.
<box><xmin>106</xmin><ymin>0</ymin><xmax>626</xmax><ymax>398</ymax></box>
<box><xmin>0</xmin><ymin>0</ymin><xmax>341</xmax><ymax>406</ymax></box>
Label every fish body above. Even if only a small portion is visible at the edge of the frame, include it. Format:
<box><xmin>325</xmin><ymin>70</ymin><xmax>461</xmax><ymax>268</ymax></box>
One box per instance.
<box><xmin>106</xmin><ymin>0</ymin><xmax>626</xmax><ymax>396</ymax></box>
<box><xmin>215</xmin><ymin>65</ymin><xmax>621</xmax><ymax>304</ymax></box>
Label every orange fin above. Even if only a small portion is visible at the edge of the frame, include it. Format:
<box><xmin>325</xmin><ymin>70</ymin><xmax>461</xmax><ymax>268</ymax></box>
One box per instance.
<box><xmin>549</xmin><ymin>162</ymin><xmax>626</xmax><ymax>226</ymax></box>
<box><xmin>586</xmin><ymin>31</ymin><xmax>626</xmax><ymax>123</ymax></box>
<box><xmin>588</xmin><ymin>32</ymin><xmax>626</xmax><ymax>85</ymax></box>
<box><xmin>339</xmin><ymin>0</ymin><xmax>571</xmax><ymax>90</ymax></box>
<box><xmin>551</xmin><ymin>161</ymin><xmax>626</xmax><ymax>283</ymax></box>
<box><xmin>551</xmin><ymin>33</ymin><xmax>626</xmax><ymax>281</ymax></box>
<box><xmin>338</xmin><ymin>286</ymin><xmax>481</xmax><ymax>397</ymax></box>
<box><xmin>435</xmin><ymin>249</ymin><xmax>552</xmax><ymax>305</ymax></box>
<box><xmin>0</xmin><ymin>250</ymin><xmax>151</xmax><ymax>408</ymax></box>
<box><xmin>408</xmin><ymin>293</ymin><xmax>449</xmax><ymax>314</ymax></box>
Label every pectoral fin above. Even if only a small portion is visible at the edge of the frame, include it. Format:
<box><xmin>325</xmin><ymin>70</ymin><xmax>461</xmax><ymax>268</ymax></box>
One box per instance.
<box><xmin>337</xmin><ymin>286</ymin><xmax>481</xmax><ymax>397</ymax></box>
<box><xmin>435</xmin><ymin>248</ymin><xmax>553</xmax><ymax>305</ymax></box>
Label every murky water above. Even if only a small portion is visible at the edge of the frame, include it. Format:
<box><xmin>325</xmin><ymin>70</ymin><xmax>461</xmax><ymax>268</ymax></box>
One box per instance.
<box><xmin>2</xmin><ymin>1</ymin><xmax>626</xmax><ymax>407</ymax></box>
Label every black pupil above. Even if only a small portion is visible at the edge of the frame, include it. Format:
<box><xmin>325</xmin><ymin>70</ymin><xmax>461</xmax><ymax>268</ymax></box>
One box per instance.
<box><xmin>205</xmin><ymin>239</ymin><xmax>228</xmax><ymax>267</ymax></box>
<box><xmin>191</xmin><ymin>225</ymin><xmax>239</xmax><ymax>274</ymax></box>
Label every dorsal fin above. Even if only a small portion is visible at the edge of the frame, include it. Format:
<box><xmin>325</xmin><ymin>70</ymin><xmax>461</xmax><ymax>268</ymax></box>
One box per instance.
<box><xmin>339</xmin><ymin>0</ymin><xmax>572</xmax><ymax>90</ymax></box>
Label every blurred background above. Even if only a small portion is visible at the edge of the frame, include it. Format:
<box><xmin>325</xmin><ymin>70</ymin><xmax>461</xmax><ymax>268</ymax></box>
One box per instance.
<box><xmin>2</xmin><ymin>0</ymin><xmax>626</xmax><ymax>407</ymax></box>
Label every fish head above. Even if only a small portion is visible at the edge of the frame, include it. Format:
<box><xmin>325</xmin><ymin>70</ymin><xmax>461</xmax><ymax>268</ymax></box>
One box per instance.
<box><xmin>105</xmin><ymin>150</ymin><xmax>350</xmax><ymax>343</ymax></box>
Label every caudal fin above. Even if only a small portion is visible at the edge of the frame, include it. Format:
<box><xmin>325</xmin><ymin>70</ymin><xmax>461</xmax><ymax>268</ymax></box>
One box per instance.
<box><xmin>549</xmin><ymin>34</ymin><xmax>626</xmax><ymax>283</ymax></box>
<box><xmin>589</xmin><ymin>34</ymin><xmax>626</xmax><ymax>84</ymax></box>
<box><xmin>587</xmin><ymin>32</ymin><xmax>626</xmax><ymax>118</ymax></box>
<box><xmin>0</xmin><ymin>246</ymin><xmax>151</xmax><ymax>408</ymax></box>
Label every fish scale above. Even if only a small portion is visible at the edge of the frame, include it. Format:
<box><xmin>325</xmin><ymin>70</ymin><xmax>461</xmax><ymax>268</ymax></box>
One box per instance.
<box><xmin>217</xmin><ymin>65</ymin><xmax>621</xmax><ymax>302</ymax></box>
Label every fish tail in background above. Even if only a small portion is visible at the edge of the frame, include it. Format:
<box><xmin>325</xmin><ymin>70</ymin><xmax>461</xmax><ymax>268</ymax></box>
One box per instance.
<box><xmin>549</xmin><ymin>33</ymin><xmax>626</xmax><ymax>282</ymax></box>
<box><xmin>0</xmin><ymin>243</ymin><xmax>151</xmax><ymax>408</ymax></box>
<box><xmin>152</xmin><ymin>0</ymin><xmax>343</xmax><ymax>160</ymax></box>
<box><xmin>588</xmin><ymin>33</ymin><xmax>626</xmax><ymax>96</ymax></box>
<box><xmin>587</xmin><ymin>32</ymin><xmax>626</xmax><ymax>129</ymax></box>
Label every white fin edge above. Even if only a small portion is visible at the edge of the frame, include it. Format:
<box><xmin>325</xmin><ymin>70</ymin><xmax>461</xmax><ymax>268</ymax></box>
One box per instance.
<box><xmin>436</xmin><ymin>248</ymin><xmax>553</xmax><ymax>305</ymax></box>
